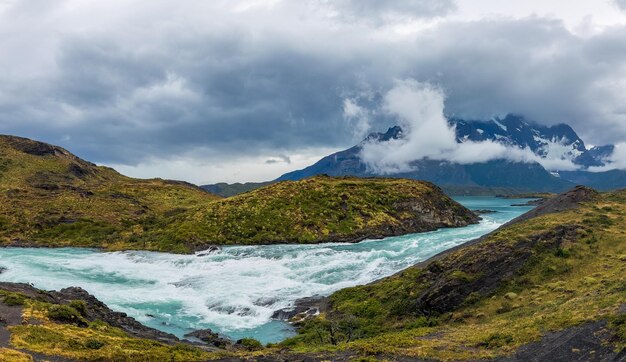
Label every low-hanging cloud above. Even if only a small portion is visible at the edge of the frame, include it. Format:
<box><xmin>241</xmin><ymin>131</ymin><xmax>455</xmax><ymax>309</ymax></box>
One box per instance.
<box><xmin>359</xmin><ymin>79</ymin><xmax>579</xmax><ymax>174</ymax></box>
<box><xmin>590</xmin><ymin>143</ymin><xmax>626</xmax><ymax>171</ymax></box>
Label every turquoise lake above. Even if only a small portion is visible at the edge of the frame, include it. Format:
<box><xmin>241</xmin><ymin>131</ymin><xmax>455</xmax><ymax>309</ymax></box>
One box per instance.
<box><xmin>0</xmin><ymin>197</ymin><xmax>535</xmax><ymax>343</ymax></box>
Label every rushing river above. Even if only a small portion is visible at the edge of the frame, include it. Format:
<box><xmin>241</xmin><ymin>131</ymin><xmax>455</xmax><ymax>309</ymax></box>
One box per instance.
<box><xmin>0</xmin><ymin>196</ymin><xmax>534</xmax><ymax>343</ymax></box>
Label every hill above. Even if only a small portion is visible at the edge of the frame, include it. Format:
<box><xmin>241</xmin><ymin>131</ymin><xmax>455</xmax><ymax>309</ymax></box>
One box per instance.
<box><xmin>277</xmin><ymin>186</ymin><xmax>626</xmax><ymax>360</ymax></box>
<box><xmin>201</xmin><ymin>181</ymin><xmax>272</xmax><ymax>197</ymax></box>
<box><xmin>0</xmin><ymin>135</ymin><xmax>477</xmax><ymax>252</ymax></box>
<box><xmin>0</xmin><ymin>135</ymin><xmax>220</xmax><ymax>252</ymax></box>
<box><xmin>147</xmin><ymin>175</ymin><xmax>479</xmax><ymax>246</ymax></box>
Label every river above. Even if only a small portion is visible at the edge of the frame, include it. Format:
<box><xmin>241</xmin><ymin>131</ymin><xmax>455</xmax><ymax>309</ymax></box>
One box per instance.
<box><xmin>0</xmin><ymin>196</ymin><xmax>534</xmax><ymax>343</ymax></box>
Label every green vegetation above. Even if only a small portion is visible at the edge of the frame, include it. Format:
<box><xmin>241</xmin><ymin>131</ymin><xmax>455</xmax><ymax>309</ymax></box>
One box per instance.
<box><xmin>145</xmin><ymin>175</ymin><xmax>477</xmax><ymax>246</ymax></box>
<box><xmin>0</xmin><ymin>135</ymin><xmax>476</xmax><ymax>252</ymax></box>
<box><xmin>237</xmin><ymin>337</ymin><xmax>263</xmax><ymax>350</ymax></box>
<box><xmin>281</xmin><ymin>189</ymin><xmax>626</xmax><ymax>360</ymax></box>
<box><xmin>0</xmin><ymin>287</ymin><xmax>220</xmax><ymax>361</ymax></box>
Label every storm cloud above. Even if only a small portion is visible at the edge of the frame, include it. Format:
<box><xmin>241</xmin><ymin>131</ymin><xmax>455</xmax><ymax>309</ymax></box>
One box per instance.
<box><xmin>0</xmin><ymin>0</ymin><xmax>625</xmax><ymax>182</ymax></box>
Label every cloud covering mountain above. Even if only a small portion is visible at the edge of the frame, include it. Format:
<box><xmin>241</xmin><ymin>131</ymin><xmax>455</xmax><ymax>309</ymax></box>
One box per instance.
<box><xmin>0</xmin><ymin>0</ymin><xmax>625</xmax><ymax>183</ymax></box>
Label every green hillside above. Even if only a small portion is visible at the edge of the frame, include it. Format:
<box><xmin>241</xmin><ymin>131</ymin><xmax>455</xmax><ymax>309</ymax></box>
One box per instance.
<box><xmin>0</xmin><ymin>135</ymin><xmax>477</xmax><ymax>253</ymax></box>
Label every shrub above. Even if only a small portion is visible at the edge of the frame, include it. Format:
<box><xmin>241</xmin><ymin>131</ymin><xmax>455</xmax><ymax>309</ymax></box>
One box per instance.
<box><xmin>554</xmin><ymin>248</ymin><xmax>570</xmax><ymax>258</ymax></box>
<box><xmin>480</xmin><ymin>333</ymin><xmax>513</xmax><ymax>348</ymax></box>
<box><xmin>84</xmin><ymin>338</ymin><xmax>105</xmax><ymax>349</ymax></box>
<box><xmin>236</xmin><ymin>337</ymin><xmax>263</xmax><ymax>350</ymax></box>
<box><xmin>47</xmin><ymin>305</ymin><xmax>86</xmax><ymax>326</ymax></box>
<box><xmin>3</xmin><ymin>293</ymin><xmax>26</xmax><ymax>306</ymax></box>
<box><xmin>496</xmin><ymin>301</ymin><xmax>514</xmax><ymax>314</ymax></box>
<box><xmin>609</xmin><ymin>313</ymin><xmax>626</xmax><ymax>343</ymax></box>
<box><xmin>69</xmin><ymin>300</ymin><xmax>87</xmax><ymax>316</ymax></box>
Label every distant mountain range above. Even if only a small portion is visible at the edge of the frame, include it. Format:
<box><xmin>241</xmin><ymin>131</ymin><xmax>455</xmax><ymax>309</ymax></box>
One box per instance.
<box><xmin>203</xmin><ymin>114</ymin><xmax>626</xmax><ymax>196</ymax></box>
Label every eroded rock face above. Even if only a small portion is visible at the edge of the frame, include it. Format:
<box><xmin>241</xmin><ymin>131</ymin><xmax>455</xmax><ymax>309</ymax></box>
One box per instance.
<box><xmin>412</xmin><ymin>224</ymin><xmax>583</xmax><ymax>316</ymax></box>
<box><xmin>48</xmin><ymin>287</ymin><xmax>181</xmax><ymax>345</ymax></box>
<box><xmin>498</xmin><ymin>320</ymin><xmax>626</xmax><ymax>362</ymax></box>
<box><xmin>0</xmin><ymin>283</ymin><xmax>181</xmax><ymax>345</ymax></box>
<box><xmin>3</xmin><ymin>136</ymin><xmax>67</xmax><ymax>157</ymax></box>
<box><xmin>184</xmin><ymin>329</ymin><xmax>232</xmax><ymax>348</ymax></box>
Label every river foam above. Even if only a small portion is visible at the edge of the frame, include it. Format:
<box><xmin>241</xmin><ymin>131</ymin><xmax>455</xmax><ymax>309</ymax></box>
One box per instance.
<box><xmin>0</xmin><ymin>197</ymin><xmax>534</xmax><ymax>343</ymax></box>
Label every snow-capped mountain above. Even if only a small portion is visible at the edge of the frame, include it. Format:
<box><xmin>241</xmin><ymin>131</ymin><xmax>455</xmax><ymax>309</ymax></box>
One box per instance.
<box><xmin>272</xmin><ymin>114</ymin><xmax>623</xmax><ymax>194</ymax></box>
<box><xmin>450</xmin><ymin>114</ymin><xmax>607</xmax><ymax>168</ymax></box>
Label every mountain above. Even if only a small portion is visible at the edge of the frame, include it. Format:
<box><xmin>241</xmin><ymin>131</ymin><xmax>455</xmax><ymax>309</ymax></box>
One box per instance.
<box><xmin>271</xmin><ymin>114</ymin><xmax>626</xmax><ymax>195</ymax></box>
<box><xmin>283</xmin><ymin>186</ymin><xmax>626</xmax><ymax>360</ymax></box>
<box><xmin>277</xmin><ymin>119</ymin><xmax>575</xmax><ymax>194</ymax></box>
<box><xmin>0</xmin><ymin>135</ymin><xmax>477</xmax><ymax>251</ymax></box>
<box><xmin>451</xmin><ymin>114</ymin><xmax>609</xmax><ymax>168</ymax></box>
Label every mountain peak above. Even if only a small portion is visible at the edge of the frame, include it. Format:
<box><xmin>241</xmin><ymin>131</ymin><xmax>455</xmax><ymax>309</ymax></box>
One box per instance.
<box><xmin>364</xmin><ymin>126</ymin><xmax>403</xmax><ymax>143</ymax></box>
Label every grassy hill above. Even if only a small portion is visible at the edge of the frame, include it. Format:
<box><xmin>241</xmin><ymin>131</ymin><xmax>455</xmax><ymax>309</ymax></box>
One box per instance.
<box><xmin>277</xmin><ymin>186</ymin><xmax>626</xmax><ymax>360</ymax></box>
<box><xmin>146</xmin><ymin>175</ymin><xmax>479</xmax><ymax>247</ymax></box>
<box><xmin>0</xmin><ymin>135</ymin><xmax>477</xmax><ymax>252</ymax></box>
<box><xmin>0</xmin><ymin>135</ymin><xmax>220</xmax><ymax>252</ymax></box>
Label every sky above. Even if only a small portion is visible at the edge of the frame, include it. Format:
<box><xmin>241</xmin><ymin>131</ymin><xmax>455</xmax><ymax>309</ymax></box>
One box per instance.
<box><xmin>1</xmin><ymin>0</ymin><xmax>626</xmax><ymax>184</ymax></box>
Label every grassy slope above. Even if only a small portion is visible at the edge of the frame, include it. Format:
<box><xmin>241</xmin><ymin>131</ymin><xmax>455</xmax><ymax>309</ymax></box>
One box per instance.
<box><xmin>0</xmin><ymin>288</ymin><xmax>218</xmax><ymax>361</ymax></box>
<box><xmin>281</xmin><ymin>189</ymin><xmax>626</xmax><ymax>360</ymax></box>
<box><xmin>0</xmin><ymin>135</ymin><xmax>220</xmax><ymax>253</ymax></box>
<box><xmin>146</xmin><ymin>175</ymin><xmax>478</xmax><ymax>247</ymax></box>
<box><xmin>0</xmin><ymin>135</ymin><xmax>476</xmax><ymax>252</ymax></box>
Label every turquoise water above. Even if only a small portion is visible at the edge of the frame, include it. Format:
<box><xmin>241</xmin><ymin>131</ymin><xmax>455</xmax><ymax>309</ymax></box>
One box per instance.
<box><xmin>0</xmin><ymin>197</ymin><xmax>534</xmax><ymax>344</ymax></box>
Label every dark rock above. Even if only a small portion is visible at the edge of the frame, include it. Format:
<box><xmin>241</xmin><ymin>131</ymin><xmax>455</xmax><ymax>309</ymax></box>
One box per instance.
<box><xmin>68</xmin><ymin>162</ymin><xmax>93</xmax><ymax>179</ymax></box>
<box><xmin>272</xmin><ymin>296</ymin><xmax>328</xmax><ymax>323</ymax></box>
<box><xmin>473</xmin><ymin>209</ymin><xmax>497</xmax><ymax>215</ymax></box>
<box><xmin>506</xmin><ymin>185</ymin><xmax>598</xmax><ymax>227</ymax></box>
<box><xmin>499</xmin><ymin>320</ymin><xmax>626</xmax><ymax>361</ymax></box>
<box><xmin>3</xmin><ymin>136</ymin><xmax>66</xmax><ymax>157</ymax></box>
<box><xmin>407</xmin><ymin>224</ymin><xmax>583</xmax><ymax>316</ymax></box>
<box><xmin>196</xmin><ymin>245</ymin><xmax>221</xmax><ymax>256</ymax></box>
<box><xmin>184</xmin><ymin>328</ymin><xmax>232</xmax><ymax>348</ymax></box>
<box><xmin>511</xmin><ymin>199</ymin><xmax>544</xmax><ymax>207</ymax></box>
<box><xmin>47</xmin><ymin>286</ymin><xmax>181</xmax><ymax>345</ymax></box>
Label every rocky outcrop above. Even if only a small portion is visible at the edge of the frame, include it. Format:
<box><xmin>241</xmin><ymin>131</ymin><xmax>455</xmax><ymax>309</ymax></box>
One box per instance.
<box><xmin>412</xmin><ymin>224</ymin><xmax>583</xmax><ymax>315</ymax></box>
<box><xmin>271</xmin><ymin>296</ymin><xmax>329</xmax><ymax>323</ymax></box>
<box><xmin>184</xmin><ymin>329</ymin><xmax>232</xmax><ymax>348</ymax></box>
<box><xmin>49</xmin><ymin>286</ymin><xmax>182</xmax><ymax>345</ymax></box>
<box><xmin>499</xmin><ymin>320</ymin><xmax>626</xmax><ymax>362</ymax></box>
<box><xmin>505</xmin><ymin>185</ymin><xmax>598</xmax><ymax>226</ymax></box>
<box><xmin>0</xmin><ymin>282</ymin><xmax>181</xmax><ymax>345</ymax></box>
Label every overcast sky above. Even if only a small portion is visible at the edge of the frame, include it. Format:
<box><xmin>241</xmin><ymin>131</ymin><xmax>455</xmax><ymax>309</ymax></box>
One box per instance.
<box><xmin>1</xmin><ymin>0</ymin><xmax>626</xmax><ymax>183</ymax></box>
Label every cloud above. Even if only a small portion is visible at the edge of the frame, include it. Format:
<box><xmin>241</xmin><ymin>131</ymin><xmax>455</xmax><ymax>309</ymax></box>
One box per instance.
<box><xmin>326</xmin><ymin>0</ymin><xmax>456</xmax><ymax>24</ymax></box>
<box><xmin>589</xmin><ymin>143</ymin><xmax>626</xmax><ymax>171</ymax></box>
<box><xmin>359</xmin><ymin>79</ymin><xmax>579</xmax><ymax>173</ymax></box>
<box><xmin>616</xmin><ymin>0</ymin><xmax>626</xmax><ymax>11</ymax></box>
<box><xmin>265</xmin><ymin>155</ymin><xmax>291</xmax><ymax>164</ymax></box>
<box><xmin>0</xmin><ymin>1</ymin><xmax>625</xmax><ymax>182</ymax></box>
<box><xmin>342</xmin><ymin>99</ymin><xmax>372</xmax><ymax>140</ymax></box>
